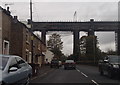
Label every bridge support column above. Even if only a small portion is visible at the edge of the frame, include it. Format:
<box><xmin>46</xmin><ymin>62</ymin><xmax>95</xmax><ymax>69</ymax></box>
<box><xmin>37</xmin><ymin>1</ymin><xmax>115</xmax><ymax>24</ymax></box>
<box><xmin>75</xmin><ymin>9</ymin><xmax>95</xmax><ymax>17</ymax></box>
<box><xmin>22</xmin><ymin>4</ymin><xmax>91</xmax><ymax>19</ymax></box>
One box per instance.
<box><xmin>41</xmin><ymin>30</ymin><xmax>46</xmax><ymax>45</ymax></box>
<box><xmin>73</xmin><ymin>30</ymin><xmax>80</xmax><ymax>61</ymax></box>
<box><xmin>117</xmin><ymin>29</ymin><xmax>120</xmax><ymax>55</ymax></box>
<box><xmin>88</xmin><ymin>29</ymin><xmax>95</xmax><ymax>36</ymax></box>
<box><xmin>88</xmin><ymin>19</ymin><xmax>95</xmax><ymax>36</ymax></box>
<box><xmin>87</xmin><ymin>19</ymin><xmax>96</xmax><ymax>63</ymax></box>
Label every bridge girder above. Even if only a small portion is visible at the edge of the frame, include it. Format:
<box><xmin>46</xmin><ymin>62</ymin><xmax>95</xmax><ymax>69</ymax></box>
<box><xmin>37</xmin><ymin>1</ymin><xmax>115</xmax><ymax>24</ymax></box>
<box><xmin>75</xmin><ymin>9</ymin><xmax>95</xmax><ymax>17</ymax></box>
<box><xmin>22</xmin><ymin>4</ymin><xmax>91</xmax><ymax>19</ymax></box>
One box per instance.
<box><xmin>32</xmin><ymin>21</ymin><xmax>118</xmax><ymax>32</ymax></box>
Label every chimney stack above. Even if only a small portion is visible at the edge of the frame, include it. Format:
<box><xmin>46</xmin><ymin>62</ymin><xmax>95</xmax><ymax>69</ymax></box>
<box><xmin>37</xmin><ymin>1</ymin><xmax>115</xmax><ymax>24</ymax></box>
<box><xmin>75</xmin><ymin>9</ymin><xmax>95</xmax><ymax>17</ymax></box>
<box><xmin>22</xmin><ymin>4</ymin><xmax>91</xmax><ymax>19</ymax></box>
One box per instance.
<box><xmin>6</xmin><ymin>6</ymin><xmax>11</xmax><ymax>15</ymax></box>
<box><xmin>13</xmin><ymin>16</ymin><xmax>18</xmax><ymax>23</ymax></box>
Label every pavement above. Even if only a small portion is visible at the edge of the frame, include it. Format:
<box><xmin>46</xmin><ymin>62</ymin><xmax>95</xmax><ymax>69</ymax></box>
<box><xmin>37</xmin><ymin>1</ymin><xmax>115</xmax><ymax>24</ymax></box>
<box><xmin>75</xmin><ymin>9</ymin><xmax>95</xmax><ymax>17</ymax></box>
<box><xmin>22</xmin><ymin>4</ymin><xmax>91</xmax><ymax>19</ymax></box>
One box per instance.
<box><xmin>31</xmin><ymin>65</ymin><xmax>54</xmax><ymax>80</ymax></box>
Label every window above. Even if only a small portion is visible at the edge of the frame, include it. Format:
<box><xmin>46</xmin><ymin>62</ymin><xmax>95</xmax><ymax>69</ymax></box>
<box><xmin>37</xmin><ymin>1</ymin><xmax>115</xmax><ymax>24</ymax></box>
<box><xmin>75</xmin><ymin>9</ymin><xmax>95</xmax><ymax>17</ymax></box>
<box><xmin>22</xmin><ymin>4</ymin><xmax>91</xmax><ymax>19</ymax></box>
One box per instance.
<box><xmin>26</xmin><ymin>30</ymin><xmax>30</xmax><ymax>44</ymax></box>
<box><xmin>26</xmin><ymin>49</ymin><xmax>29</xmax><ymax>62</ymax></box>
<box><xmin>29</xmin><ymin>52</ymin><xmax>32</xmax><ymax>63</ymax></box>
<box><xmin>9</xmin><ymin>57</ymin><xmax>19</xmax><ymax>69</ymax></box>
<box><xmin>16</xmin><ymin>57</ymin><xmax>27</xmax><ymax>67</ymax></box>
<box><xmin>0</xmin><ymin>57</ymin><xmax>9</xmax><ymax>70</ymax></box>
<box><xmin>3</xmin><ymin>40</ymin><xmax>9</xmax><ymax>55</ymax></box>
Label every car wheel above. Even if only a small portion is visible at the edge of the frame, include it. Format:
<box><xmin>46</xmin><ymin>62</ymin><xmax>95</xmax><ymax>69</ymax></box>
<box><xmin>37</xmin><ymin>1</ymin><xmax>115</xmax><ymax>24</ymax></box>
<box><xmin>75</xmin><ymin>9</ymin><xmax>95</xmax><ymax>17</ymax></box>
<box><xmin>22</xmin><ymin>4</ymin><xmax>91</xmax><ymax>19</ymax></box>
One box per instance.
<box><xmin>1</xmin><ymin>81</ymin><xmax>6</xmax><ymax>85</ymax></box>
<box><xmin>100</xmin><ymin>69</ymin><xmax>104</xmax><ymax>75</ymax></box>
<box><xmin>107</xmin><ymin>71</ymin><xmax>113</xmax><ymax>78</ymax></box>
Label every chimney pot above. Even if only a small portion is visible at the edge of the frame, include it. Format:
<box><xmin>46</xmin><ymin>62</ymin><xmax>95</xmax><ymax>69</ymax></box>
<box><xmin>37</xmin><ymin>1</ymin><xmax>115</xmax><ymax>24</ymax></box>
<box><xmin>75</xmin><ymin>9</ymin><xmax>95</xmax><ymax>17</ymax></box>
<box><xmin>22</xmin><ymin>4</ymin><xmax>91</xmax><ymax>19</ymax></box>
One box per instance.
<box><xmin>7</xmin><ymin>7</ymin><xmax>9</xmax><ymax>11</ymax></box>
<box><xmin>14</xmin><ymin>16</ymin><xmax>18</xmax><ymax>19</ymax></box>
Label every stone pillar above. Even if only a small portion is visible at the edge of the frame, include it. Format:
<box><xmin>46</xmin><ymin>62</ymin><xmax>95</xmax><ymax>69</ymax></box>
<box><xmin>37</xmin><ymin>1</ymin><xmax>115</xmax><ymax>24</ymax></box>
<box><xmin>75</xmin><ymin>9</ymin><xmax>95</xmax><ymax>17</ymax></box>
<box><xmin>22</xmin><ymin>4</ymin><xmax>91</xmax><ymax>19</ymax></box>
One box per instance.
<box><xmin>88</xmin><ymin>19</ymin><xmax>96</xmax><ymax>63</ymax></box>
<box><xmin>41</xmin><ymin>30</ymin><xmax>46</xmax><ymax>45</ymax></box>
<box><xmin>73</xmin><ymin>30</ymin><xmax>80</xmax><ymax>61</ymax></box>
<box><xmin>88</xmin><ymin>19</ymin><xmax>95</xmax><ymax>36</ymax></box>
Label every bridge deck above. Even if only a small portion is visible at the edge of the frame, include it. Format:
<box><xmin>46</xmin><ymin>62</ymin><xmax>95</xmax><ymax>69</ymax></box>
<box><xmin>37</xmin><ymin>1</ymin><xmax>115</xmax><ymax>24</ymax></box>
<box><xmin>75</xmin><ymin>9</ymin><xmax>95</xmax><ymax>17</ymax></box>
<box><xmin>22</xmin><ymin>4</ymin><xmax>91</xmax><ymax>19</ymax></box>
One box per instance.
<box><xmin>32</xmin><ymin>21</ymin><xmax>119</xmax><ymax>31</ymax></box>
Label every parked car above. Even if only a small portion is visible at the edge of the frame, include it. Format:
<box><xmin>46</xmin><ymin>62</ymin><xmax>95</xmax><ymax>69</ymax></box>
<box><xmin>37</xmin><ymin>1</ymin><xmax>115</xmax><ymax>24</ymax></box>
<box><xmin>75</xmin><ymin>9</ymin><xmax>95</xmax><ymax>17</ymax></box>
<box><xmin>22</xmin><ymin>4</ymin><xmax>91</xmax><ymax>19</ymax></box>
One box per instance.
<box><xmin>98</xmin><ymin>55</ymin><xmax>120</xmax><ymax>78</ymax></box>
<box><xmin>64</xmin><ymin>60</ymin><xmax>76</xmax><ymax>70</ymax></box>
<box><xmin>50</xmin><ymin>59</ymin><xmax>59</xmax><ymax>68</ymax></box>
<box><xmin>0</xmin><ymin>55</ymin><xmax>32</xmax><ymax>85</ymax></box>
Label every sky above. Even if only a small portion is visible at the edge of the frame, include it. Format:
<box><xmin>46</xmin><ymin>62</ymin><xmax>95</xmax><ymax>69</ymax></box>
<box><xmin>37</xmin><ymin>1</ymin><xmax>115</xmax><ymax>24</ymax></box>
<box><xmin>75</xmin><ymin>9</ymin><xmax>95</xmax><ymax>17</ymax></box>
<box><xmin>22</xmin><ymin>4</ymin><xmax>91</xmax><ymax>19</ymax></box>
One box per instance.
<box><xmin>0</xmin><ymin>0</ymin><xmax>119</xmax><ymax>55</ymax></box>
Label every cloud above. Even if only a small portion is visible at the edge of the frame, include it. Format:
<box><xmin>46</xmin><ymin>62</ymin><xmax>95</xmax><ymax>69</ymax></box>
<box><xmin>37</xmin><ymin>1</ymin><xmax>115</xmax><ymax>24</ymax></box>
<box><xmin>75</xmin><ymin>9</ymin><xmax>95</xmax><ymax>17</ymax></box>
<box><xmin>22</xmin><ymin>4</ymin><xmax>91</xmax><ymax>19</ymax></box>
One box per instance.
<box><xmin>99</xmin><ymin>42</ymin><xmax>116</xmax><ymax>52</ymax></box>
<box><xmin>62</xmin><ymin>43</ymin><xmax>73</xmax><ymax>55</ymax></box>
<box><xmin>95</xmin><ymin>32</ymin><xmax>115</xmax><ymax>45</ymax></box>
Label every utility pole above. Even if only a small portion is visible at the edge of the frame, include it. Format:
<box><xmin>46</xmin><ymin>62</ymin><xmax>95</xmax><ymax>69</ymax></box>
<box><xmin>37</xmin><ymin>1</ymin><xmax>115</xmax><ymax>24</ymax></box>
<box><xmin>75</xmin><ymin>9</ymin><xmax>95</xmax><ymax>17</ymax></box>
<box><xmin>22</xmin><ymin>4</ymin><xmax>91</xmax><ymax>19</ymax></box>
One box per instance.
<box><xmin>30</xmin><ymin>0</ymin><xmax>32</xmax><ymax>23</ymax></box>
<box><xmin>30</xmin><ymin>0</ymin><xmax>34</xmax><ymax>63</ymax></box>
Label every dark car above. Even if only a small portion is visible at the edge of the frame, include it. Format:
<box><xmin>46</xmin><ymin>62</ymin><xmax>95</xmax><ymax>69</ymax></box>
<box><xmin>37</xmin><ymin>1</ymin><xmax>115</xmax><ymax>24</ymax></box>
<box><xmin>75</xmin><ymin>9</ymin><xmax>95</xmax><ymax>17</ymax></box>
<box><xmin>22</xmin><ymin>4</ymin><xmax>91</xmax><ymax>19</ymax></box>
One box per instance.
<box><xmin>50</xmin><ymin>59</ymin><xmax>59</xmax><ymax>68</ymax></box>
<box><xmin>98</xmin><ymin>55</ymin><xmax>120</xmax><ymax>78</ymax></box>
<box><xmin>64</xmin><ymin>60</ymin><xmax>76</xmax><ymax>70</ymax></box>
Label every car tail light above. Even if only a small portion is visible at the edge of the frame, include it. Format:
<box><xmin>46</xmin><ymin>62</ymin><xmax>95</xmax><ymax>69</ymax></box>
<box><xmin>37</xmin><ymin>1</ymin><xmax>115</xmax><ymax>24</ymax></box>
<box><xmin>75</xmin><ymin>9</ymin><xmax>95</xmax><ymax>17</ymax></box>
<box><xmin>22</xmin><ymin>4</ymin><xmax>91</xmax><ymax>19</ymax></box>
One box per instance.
<box><xmin>73</xmin><ymin>62</ymin><xmax>76</xmax><ymax>64</ymax></box>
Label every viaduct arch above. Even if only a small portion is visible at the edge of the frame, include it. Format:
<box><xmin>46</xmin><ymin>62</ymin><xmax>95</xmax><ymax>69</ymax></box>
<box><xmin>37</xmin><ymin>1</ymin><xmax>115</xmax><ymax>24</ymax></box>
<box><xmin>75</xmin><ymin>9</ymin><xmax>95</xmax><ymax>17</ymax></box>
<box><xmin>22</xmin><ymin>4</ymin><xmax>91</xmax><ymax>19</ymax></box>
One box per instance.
<box><xmin>32</xmin><ymin>19</ymin><xmax>120</xmax><ymax>58</ymax></box>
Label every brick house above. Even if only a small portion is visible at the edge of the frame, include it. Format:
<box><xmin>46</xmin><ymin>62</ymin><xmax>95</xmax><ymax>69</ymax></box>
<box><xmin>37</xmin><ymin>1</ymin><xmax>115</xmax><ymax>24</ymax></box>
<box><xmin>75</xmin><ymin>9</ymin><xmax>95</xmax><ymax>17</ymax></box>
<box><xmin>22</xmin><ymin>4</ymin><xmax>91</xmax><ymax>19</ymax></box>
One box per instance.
<box><xmin>0</xmin><ymin>6</ymin><xmax>47</xmax><ymax>74</ymax></box>
<box><xmin>0</xmin><ymin>6</ymin><xmax>12</xmax><ymax>55</ymax></box>
<box><xmin>32</xmin><ymin>33</ymin><xmax>45</xmax><ymax>67</ymax></box>
<box><xmin>0</xmin><ymin>7</ymin><xmax>2</xmax><ymax>54</ymax></box>
<box><xmin>10</xmin><ymin>16</ymin><xmax>31</xmax><ymax>60</ymax></box>
<box><xmin>10</xmin><ymin>16</ymin><xmax>47</xmax><ymax>66</ymax></box>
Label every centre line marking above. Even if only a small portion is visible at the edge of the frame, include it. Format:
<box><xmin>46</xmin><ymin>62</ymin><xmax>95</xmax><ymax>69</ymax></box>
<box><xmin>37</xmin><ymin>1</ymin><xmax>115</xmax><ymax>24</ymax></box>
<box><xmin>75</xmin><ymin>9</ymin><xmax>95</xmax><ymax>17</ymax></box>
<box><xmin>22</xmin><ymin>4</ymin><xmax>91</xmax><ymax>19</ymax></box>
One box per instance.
<box><xmin>76</xmin><ymin>69</ymin><xmax>80</xmax><ymax>72</ymax></box>
<box><xmin>81</xmin><ymin>72</ymin><xmax>88</xmax><ymax>78</ymax></box>
<box><xmin>91</xmin><ymin>80</ymin><xmax>99</xmax><ymax>85</ymax></box>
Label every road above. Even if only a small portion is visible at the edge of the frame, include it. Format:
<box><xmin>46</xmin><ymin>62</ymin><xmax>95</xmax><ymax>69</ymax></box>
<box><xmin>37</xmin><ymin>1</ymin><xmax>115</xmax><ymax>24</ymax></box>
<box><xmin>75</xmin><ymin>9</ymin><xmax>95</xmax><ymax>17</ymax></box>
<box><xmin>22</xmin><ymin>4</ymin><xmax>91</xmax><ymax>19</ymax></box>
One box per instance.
<box><xmin>30</xmin><ymin>65</ymin><xmax>120</xmax><ymax>84</ymax></box>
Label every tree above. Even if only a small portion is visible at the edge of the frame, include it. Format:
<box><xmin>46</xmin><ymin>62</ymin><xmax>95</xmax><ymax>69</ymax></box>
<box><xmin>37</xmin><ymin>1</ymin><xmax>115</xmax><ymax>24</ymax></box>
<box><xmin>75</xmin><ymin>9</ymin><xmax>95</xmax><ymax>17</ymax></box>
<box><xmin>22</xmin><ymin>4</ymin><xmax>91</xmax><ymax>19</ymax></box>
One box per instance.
<box><xmin>80</xmin><ymin>35</ymin><xmax>102</xmax><ymax>62</ymax></box>
<box><xmin>47</xmin><ymin>33</ymin><xmax>63</xmax><ymax>58</ymax></box>
<box><xmin>106</xmin><ymin>48</ymin><xmax>117</xmax><ymax>55</ymax></box>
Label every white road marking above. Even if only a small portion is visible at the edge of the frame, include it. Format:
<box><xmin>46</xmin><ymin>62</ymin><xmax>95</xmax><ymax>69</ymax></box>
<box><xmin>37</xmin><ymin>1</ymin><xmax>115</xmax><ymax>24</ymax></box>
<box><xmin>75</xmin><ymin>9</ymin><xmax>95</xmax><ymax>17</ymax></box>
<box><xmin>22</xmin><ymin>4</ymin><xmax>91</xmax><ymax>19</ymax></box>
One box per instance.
<box><xmin>76</xmin><ymin>68</ymin><xmax>99</xmax><ymax>85</ymax></box>
<box><xmin>91</xmin><ymin>80</ymin><xmax>99</xmax><ymax>85</ymax></box>
<box><xmin>76</xmin><ymin>69</ymin><xmax>81</xmax><ymax>72</ymax></box>
<box><xmin>81</xmin><ymin>72</ymin><xmax>88</xmax><ymax>78</ymax></box>
<box><xmin>76</xmin><ymin>69</ymin><xmax>88</xmax><ymax>78</ymax></box>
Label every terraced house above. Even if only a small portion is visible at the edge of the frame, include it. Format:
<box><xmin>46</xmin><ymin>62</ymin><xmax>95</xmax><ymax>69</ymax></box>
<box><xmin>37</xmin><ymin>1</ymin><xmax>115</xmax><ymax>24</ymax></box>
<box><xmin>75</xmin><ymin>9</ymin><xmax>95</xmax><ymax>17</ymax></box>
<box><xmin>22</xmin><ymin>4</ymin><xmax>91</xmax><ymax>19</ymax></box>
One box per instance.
<box><xmin>0</xmin><ymin>7</ymin><xmax>11</xmax><ymax>55</ymax></box>
<box><xmin>0</xmin><ymin>6</ymin><xmax>47</xmax><ymax>75</ymax></box>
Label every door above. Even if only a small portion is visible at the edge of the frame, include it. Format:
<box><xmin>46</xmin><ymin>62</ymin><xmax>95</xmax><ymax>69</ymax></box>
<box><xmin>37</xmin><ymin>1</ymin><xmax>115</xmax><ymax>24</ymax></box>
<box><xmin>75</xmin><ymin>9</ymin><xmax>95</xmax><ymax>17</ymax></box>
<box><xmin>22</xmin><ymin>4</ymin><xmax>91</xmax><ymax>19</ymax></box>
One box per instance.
<box><xmin>5</xmin><ymin>57</ymin><xmax>21</xmax><ymax>83</ymax></box>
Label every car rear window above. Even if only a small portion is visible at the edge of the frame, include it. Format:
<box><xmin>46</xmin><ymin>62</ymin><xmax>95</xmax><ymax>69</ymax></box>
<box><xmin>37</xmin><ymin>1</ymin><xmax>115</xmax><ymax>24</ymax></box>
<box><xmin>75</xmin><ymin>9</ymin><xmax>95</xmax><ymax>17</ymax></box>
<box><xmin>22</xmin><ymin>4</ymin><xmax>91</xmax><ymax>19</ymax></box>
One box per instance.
<box><xmin>65</xmin><ymin>60</ymin><xmax>74</xmax><ymax>63</ymax></box>
<box><xmin>109</xmin><ymin>56</ymin><xmax>120</xmax><ymax>63</ymax></box>
<box><xmin>0</xmin><ymin>56</ymin><xmax>9</xmax><ymax>70</ymax></box>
